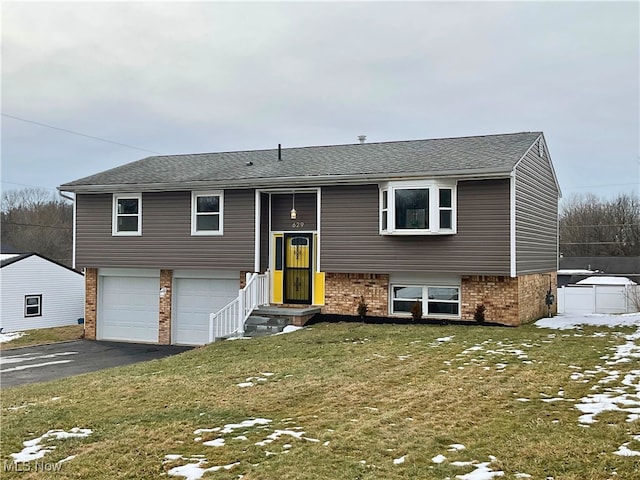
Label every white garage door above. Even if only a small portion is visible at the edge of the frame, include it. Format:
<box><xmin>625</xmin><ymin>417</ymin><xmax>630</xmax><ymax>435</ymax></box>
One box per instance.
<box><xmin>174</xmin><ymin>276</ymin><xmax>239</xmax><ymax>345</ymax></box>
<box><xmin>99</xmin><ymin>274</ymin><xmax>159</xmax><ymax>343</ymax></box>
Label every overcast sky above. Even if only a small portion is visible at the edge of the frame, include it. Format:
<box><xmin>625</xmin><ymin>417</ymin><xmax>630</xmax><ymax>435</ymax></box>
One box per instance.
<box><xmin>2</xmin><ymin>1</ymin><xmax>638</xmax><ymax>201</ymax></box>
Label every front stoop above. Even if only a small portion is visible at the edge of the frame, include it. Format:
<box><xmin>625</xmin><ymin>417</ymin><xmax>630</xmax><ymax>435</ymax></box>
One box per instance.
<box><xmin>244</xmin><ymin>316</ymin><xmax>288</xmax><ymax>336</ymax></box>
<box><xmin>252</xmin><ymin>306</ymin><xmax>321</xmax><ymax>327</ymax></box>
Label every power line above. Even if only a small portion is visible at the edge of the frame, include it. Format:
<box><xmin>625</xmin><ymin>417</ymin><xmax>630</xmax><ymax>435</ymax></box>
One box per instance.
<box><xmin>2</xmin><ymin>221</ymin><xmax>70</xmax><ymax>230</ymax></box>
<box><xmin>1</xmin><ymin>180</ymin><xmax>59</xmax><ymax>191</ymax></box>
<box><xmin>1</xmin><ymin>113</ymin><xmax>163</xmax><ymax>155</ymax></box>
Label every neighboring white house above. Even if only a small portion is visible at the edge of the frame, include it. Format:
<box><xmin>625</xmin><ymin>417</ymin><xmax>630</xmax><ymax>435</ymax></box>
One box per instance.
<box><xmin>0</xmin><ymin>253</ymin><xmax>85</xmax><ymax>333</ymax></box>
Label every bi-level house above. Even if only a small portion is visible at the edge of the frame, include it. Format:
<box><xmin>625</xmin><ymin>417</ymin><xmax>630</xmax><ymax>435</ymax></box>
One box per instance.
<box><xmin>59</xmin><ymin>132</ymin><xmax>560</xmax><ymax>345</ymax></box>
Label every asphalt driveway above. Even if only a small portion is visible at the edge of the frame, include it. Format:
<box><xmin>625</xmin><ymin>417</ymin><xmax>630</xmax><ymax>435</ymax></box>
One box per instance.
<box><xmin>0</xmin><ymin>340</ymin><xmax>192</xmax><ymax>388</ymax></box>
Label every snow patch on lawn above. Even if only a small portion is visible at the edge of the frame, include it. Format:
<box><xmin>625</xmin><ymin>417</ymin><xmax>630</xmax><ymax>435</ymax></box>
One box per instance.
<box><xmin>428</xmin><ymin>448</ymin><xmax>508</xmax><ymax>480</ymax></box>
<box><xmin>236</xmin><ymin>372</ymin><xmax>277</xmax><ymax>388</ymax></box>
<box><xmin>536</xmin><ymin>312</ymin><xmax>640</xmax><ymax>458</ymax></box>
<box><xmin>10</xmin><ymin>428</ymin><xmax>92</xmax><ymax>463</ymax></box>
<box><xmin>168</xmin><ymin>417</ymin><xmax>321</xmax><ymax>477</ymax></box>
<box><xmin>535</xmin><ymin>313</ymin><xmax>640</xmax><ymax>330</ymax></box>
<box><xmin>454</xmin><ymin>339</ymin><xmax>533</xmax><ymax>371</ymax></box>
<box><xmin>274</xmin><ymin>325</ymin><xmax>304</xmax><ymax>335</ymax></box>
<box><xmin>613</xmin><ymin>443</ymin><xmax>640</xmax><ymax>456</ymax></box>
<box><xmin>0</xmin><ymin>331</ymin><xmax>25</xmax><ymax>343</ymax></box>
<box><xmin>165</xmin><ymin>456</ymin><xmax>240</xmax><ymax>480</ymax></box>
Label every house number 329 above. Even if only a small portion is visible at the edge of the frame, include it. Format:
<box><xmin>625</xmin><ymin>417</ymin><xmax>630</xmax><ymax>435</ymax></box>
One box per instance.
<box><xmin>292</xmin><ymin>221</ymin><xmax>305</xmax><ymax>228</ymax></box>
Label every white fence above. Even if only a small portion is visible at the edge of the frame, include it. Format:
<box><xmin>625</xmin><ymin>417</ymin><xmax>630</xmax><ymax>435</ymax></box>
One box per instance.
<box><xmin>558</xmin><ymin>284</ymin><xmax>640</xmax><ymax>314</ymax></box>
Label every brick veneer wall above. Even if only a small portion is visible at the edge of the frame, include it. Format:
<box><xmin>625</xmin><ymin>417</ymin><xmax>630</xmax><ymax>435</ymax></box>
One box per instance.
<box><xmin>324</xmin><ymin>273</ymin><xmax>389</xmax><ymax>316</ymax></box>
<box><xmin>518</xmin><ymin>272</ymin><xmax>557</xmax><ymax>323</ymax></box>
<box><xmin>159</xmin><ymin>269</ymin><xmax>173</xmax><ymax>345</ymax></box>
<box><xmin>84</xmin><ymin>268</ymin><xmax>98</xmax><ymax>340</ymax></box>
<box><xmin>461</xmin><ymin>275</ymin><xmax>519</xmax><ymax>325</ymax></box>
<box><xmin>461</xmin><ymin>272</ymin><xmax>557</xmax><ymax>326</ymax></box>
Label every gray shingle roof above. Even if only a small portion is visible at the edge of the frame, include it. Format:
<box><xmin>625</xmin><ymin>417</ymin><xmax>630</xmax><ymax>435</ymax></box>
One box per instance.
<box><xmin>60</xmin><ymin>132</ymin><xmax>542</xmax><ymax>192</ymax></box>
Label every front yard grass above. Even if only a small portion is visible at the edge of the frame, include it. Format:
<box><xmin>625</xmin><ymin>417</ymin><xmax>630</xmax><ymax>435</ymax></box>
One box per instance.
<box><xmin>1</xmin><ymin>322</ymin><xmax>638</xmax><ymax>479</ymax></box>
<box><xmin>0</xmin><ymin>325</ymin><xmax>84</xmax><ymax>350</ymax></box>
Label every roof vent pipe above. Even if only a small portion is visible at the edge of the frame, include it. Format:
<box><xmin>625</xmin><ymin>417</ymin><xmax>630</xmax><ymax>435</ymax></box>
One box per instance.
<box><xmin>358</xmin><ymin>135</ymin><xmax>366</xmax><ymax>144</ymax></box>
<box><xmin>278</xmin><ymin>144</ymin><xmax>282</xmax><ymax>161</ymax></box>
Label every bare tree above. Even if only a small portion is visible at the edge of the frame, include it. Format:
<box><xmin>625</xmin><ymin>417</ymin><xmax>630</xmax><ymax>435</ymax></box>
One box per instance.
<box><xmin>560</xmin><ymin>192</ymin><xmax>640</xmax><ymax>257</ymax></box>
<box><xmin>1</xmin><ymin>188</ymin><xmax>73</xmax><ymax>266</ymax></box>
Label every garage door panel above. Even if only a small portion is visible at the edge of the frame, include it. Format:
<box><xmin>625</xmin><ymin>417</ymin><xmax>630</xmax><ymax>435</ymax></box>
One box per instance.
<box><xmin>174</xmin><ymin>277</ymin><xmax>238</xmax><ymax>345</ymax></box>
<box><xmin>99</xmin><ymin>276</ymin><xmax>159</xmax><ymax>343</ymax></box>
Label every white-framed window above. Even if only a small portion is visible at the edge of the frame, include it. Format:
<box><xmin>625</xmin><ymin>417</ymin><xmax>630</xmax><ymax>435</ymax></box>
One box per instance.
<box><xmin>24</xmin><ymin>294</ymin><xmax>42</xmax><ymax>317</ymax></box>
<box><xmin>379</xmin><ymin>180</ymin><xmax>456</xmax><ymax>235</ymax></box>
<box><xmin>391</xmin><ymin>285</ymin><xmax>460</xmax><ymax>318</ymax></box>
<box><xmin>112</xmin><ymin>193</ymin><xmax>142</xmax><ymax>236</ymax></box>
<box><xmin>381</xmin><ymin>189</ymin><xmax>389</xmax><ymax>231</ymax></box>
<box><xmin>191</xmin><ymin>191</ymin><xmax>223</xmax><ymax>235</ymax></box>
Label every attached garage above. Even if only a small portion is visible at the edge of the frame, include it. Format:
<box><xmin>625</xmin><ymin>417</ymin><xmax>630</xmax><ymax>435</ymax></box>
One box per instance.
<box><xmin>172</xmin><ymin>270</ymin><xmax>240</xmax><ymax>345</ymax></box>
<box><xmin>98</xmin><ymin>269</ymin><xmax>160</xmax><ymax>343</ymax></box>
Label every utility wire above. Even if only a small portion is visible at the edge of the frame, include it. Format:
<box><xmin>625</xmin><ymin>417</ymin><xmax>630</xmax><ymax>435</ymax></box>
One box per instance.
<box><xmin>1</xmin><ymin>113</ymin><xmax>163</xmax><ymax>155</ymax></box>
<box><xmin>1</xmin><ymin>180</ymin><xmax>59</xmax><ymax>191</ymax></box>
<box><xmin>2</xmin><ymin>221</ymin><xmax>70</xmax><ymax>230</ymax></box>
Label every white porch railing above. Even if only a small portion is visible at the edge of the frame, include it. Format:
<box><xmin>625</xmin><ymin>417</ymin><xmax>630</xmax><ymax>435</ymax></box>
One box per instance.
<box><xmin>208</xmin><ymin>271</ymin><xmax>270</xmax><ymax>342</ymax></box>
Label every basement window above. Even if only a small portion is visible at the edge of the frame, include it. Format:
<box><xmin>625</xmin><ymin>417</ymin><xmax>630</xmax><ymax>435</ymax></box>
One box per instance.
<box><xmin>25</xmin><ymin>295</ymin><xmax>42</xmax><ymax>317</ymax></box>
<box><xmin>391</xmin><ymin>285</ymin><xmax>460</xmax><ymax>318</ymax></box>
<box><xmin>380</xmin><ymin>181</ymin><xmax>456</xmax><ymax>235</ymax></box>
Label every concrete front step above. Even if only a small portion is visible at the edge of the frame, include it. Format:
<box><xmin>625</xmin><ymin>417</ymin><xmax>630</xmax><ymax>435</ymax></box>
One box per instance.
<box><xmin>244</xmin><ymin>315</ymin><xmax>289</xmax><ymax>336</ymax></box>
<box><xmin>252</xmin><ymin>306</ymin><xmax>321</xmax><ymax>326</ymax></box>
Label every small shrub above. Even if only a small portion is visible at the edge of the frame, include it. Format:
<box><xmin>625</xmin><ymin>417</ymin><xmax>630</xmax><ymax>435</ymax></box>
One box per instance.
<box><xmin>474</xmin><ymin>304</ymin><xmax>486</xmax><ymax>324</ymax></box>
<box><xmin>410</xmin><ymin>301</ymin><xmax>423</xmax><ymax>321</ymax></box>
<box><xmin>357</xmin><ymin>296</ymin><xmax>368</xmax><ymax>319</ymax></box>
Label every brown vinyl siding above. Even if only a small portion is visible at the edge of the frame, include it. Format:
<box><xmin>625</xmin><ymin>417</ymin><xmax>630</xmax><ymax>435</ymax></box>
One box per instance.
<box><xmin>515</xmin><ymin>139</ymin><xmax>559</xmax><ymax>274</ymax></box>
<box><xmin>270</xmin><ymin>193</ymin><xmax>317</xmax><ymax>231</ymax></box>
<box><xmin>260</xmin><ymin>193</ymin><xmax>270</xmax><ymax>271</ymax></box>
<box><xmin>76</xmin><ymin>191</ymin><xmax>255</xmax><ymax>270</ymax></box>
<box><xmin>320</xmin><ymin>180</ymin><xmax>511</xmax><ymax>275</ymax></box>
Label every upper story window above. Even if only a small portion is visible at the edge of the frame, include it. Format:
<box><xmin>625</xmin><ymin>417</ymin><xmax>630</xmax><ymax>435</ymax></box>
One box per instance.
<box><xmin>191</xmin><ymin>191</ymin><xmax>223</xmax><ymax>235</ymax></box>
<box><xmin>112</xmin><ymin>193</ymin><xmax>142</xmax><ymax>236</ymax></box>
<box><xmin>379</xmin><ymin>180</ymin><xmax>456</xmax><ymax>235</ymax></box>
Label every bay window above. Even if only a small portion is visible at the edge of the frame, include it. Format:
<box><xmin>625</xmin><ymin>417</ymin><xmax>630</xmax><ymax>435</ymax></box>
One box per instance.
<box><xmin>380</xmin><ymin>181</ymin><xmax>456</xmax><ymax>235</ymax></box>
